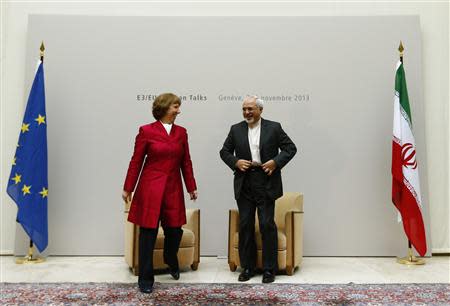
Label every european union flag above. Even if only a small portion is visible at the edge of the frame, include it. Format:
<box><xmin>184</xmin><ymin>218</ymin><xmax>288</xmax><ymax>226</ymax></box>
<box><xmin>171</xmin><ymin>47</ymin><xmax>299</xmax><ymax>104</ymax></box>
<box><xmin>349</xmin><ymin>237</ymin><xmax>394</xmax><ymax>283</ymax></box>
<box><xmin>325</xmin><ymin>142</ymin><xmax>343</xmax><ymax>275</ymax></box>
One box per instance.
<box><xmin>7</xmin><ymin>61</ymin><xmax>48</xmax><ymax>252</ymax></box>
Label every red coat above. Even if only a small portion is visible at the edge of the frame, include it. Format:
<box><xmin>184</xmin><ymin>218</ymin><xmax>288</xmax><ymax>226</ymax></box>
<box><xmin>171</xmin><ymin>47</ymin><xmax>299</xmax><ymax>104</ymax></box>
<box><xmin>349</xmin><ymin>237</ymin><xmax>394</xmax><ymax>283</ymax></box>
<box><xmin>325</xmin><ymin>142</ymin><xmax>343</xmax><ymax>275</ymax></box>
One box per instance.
<box><xmin>124</xmin><ymin>121</ymin><xmax>197</xmax><ymax>228</ymax></box>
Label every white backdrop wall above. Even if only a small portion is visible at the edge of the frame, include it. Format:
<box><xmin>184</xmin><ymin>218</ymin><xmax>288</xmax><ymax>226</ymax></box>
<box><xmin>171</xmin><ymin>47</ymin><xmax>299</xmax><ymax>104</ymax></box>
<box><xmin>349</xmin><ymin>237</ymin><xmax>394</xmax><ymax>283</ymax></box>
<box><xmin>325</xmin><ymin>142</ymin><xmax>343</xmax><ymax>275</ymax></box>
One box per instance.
<box><xmin>20</xmin><ymin>15</ymin><xmax>431</xmax><ymax>256</ymax></box>
<box><xmin>1</xmin><ymin>1</ymin><xmax>448</xmax><ymax>255</ymax></box>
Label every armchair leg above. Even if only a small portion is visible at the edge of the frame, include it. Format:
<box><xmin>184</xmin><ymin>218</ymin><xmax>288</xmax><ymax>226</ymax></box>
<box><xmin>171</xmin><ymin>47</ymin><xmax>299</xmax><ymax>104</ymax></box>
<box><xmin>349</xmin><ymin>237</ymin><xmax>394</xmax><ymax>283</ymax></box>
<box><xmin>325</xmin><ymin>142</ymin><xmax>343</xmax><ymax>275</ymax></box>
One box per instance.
<box><xmin>132</xmin><ymin>267</ymin><xmax>139</xmax><ymax>276</ymax></box>
<box><xmin>229</xmin><ymin>262</ymin><xmax>237</xmax><ymax>272</ymax></box>
<box><xmin>191</xmin><ymin>262</ymin><xmax>199</xmax><ymax>271</ymax></box>
<box><xmin>286</xmin><ymin>265</ymin><xmax>294</xmax><ymax>276</ymax></box>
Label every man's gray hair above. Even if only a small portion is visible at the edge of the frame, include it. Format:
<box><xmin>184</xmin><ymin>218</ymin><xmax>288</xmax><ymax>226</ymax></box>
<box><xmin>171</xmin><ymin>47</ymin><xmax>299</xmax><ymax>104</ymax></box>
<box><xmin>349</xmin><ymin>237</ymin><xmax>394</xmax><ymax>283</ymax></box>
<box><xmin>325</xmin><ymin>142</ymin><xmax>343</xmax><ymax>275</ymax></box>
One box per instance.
<box><xmin>246</xmin><ymin>95</ymin><xmax>264</xmax><ymax>109</ymax></box>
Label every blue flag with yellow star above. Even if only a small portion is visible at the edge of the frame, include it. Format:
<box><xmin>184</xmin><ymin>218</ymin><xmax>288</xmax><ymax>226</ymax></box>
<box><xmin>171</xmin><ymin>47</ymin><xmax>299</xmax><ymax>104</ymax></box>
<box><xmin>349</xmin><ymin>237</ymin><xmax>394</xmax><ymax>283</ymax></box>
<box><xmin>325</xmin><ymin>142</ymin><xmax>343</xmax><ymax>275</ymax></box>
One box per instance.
<box><xmin>7</xmin><ymin>61</ymin><xmax>48</xmax><ymax>252</ymax></box>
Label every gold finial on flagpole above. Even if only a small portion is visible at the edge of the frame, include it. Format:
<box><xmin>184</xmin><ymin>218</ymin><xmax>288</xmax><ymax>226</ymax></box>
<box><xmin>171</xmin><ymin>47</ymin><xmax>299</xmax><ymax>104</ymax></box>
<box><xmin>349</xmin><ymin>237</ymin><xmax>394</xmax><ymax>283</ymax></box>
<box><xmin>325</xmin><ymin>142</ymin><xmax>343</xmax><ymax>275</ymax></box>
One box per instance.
<box><xmin>398</xmin><ymin>41</ymin><xmax>404</xmax><ymax>54</ymax></box>
<box><xmin>40</xmin><ymin>41</ymin><xmax>45</xmax><ymax>61</ymax></box>
<box><xmin>398</xmin><ymin>41</ymin><xmax>404</xmax><ymax>63</ymax></box>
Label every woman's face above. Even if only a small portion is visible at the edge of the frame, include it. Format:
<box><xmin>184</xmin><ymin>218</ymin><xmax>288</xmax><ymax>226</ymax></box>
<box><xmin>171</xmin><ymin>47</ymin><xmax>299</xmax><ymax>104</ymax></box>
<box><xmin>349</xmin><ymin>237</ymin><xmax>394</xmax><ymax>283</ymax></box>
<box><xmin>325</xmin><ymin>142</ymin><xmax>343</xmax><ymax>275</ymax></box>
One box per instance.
<box><xmin>163</xmin><ymin>103</ymin><xmax>181</xmax><ymax>123</ymax></box>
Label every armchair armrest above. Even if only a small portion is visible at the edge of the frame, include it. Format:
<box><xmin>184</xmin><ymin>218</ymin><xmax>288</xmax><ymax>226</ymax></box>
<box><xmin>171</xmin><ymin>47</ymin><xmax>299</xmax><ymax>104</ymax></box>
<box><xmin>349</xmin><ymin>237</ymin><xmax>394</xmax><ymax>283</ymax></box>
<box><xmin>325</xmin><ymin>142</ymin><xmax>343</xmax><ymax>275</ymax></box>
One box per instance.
<box><xmin>228</xmin><ymin>209</ymin><xmax>239</xmax><ymax>264</ymax></box>
<box><xmin>285</xmin><ymin>210</ymin><xmax>304</xmax><ymax>275</ymax></box>
<box><xmin>124</xmin><ymin>201</ymin><xmax>137</xmax><ymax>268</ymax></box>
<box><xmin>183</xmin><ymin>208</ymin><xmax>200</xmax><ymax>265</ymax></box>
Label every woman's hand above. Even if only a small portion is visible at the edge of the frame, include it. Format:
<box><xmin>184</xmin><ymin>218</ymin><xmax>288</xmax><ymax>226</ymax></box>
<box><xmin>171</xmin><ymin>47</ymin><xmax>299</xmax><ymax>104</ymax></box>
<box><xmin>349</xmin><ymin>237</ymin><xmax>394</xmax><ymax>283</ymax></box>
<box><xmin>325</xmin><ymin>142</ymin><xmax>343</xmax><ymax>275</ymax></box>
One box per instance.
<box><xmin>189</xmin><ymin>190</ymin><xmax>198</xmax><ymax>201</ymax></box>
<box><xmin>122</xmin><ymin>190</ymin><xmax>131</xmax><ymax>204</ymax></box>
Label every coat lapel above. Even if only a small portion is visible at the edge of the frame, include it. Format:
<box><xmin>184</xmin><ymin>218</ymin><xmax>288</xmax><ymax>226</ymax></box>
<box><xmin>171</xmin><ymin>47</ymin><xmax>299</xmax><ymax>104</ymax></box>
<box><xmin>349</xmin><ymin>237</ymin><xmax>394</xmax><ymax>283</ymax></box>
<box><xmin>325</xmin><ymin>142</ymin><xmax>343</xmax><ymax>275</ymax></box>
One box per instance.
<box><xmin>259</xmin><ymin>118</ymin><xmax>267</xmax><ymax>152</ymax></box>
<box><xmin>155</xmin><ymin>121</ymin><xmax>166</xmax><ymax>136</ymax></box>
<box><xmin>155</xmin><ymin>120</ymin><xmax>175</xmax><ymax>140</ymax></box>
<box><xmin>239</xmin><ymin>121</ymin><xmax>252</xmax><ymax>159</ymax></box>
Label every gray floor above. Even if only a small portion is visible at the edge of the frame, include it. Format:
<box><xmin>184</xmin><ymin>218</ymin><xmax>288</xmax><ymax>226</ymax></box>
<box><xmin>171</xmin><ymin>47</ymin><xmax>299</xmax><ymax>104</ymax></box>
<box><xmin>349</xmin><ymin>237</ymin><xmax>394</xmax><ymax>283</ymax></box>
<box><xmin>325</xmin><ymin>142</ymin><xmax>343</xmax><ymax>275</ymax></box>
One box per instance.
<box><xmin>1</xmin><ymin>256</ymin><xmax>449</xmax><ymax>284</ymax></box>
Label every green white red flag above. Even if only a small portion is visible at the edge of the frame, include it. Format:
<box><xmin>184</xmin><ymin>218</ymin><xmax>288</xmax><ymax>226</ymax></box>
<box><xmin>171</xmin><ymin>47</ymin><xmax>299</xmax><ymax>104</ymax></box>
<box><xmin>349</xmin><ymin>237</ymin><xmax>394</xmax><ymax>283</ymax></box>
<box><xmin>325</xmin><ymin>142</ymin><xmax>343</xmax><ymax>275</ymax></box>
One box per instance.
<box><xmin>392</xmin><ymin>60</ymin><xmax>427</xmax><ymax>256</ymax></box>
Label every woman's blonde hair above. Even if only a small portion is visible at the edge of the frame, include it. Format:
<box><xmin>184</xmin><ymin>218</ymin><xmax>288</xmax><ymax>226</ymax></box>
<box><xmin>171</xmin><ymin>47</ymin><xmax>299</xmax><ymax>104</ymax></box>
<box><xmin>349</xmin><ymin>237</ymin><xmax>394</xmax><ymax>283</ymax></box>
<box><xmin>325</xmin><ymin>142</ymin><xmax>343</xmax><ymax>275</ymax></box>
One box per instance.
<box><xmin>152</xmin><ymin>93</ymin><xmax>181</xmax><ymax>120</ymax></box>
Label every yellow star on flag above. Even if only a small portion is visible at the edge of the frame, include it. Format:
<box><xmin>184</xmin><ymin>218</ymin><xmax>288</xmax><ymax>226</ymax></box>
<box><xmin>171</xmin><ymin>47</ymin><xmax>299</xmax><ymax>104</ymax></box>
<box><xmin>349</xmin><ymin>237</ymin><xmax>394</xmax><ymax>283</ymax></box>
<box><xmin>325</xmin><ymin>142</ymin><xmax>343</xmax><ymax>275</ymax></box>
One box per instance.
<box><xmin>22</xmin><ymin>184</ymin><xmax>31</xmax><ymax>195</ymax></box>
<box><xmin>35</xmin><ymin>114</ymin><xmax>46</xmax><ymax>125</ymax></box>
<box><xmin>11</xmin><ymin>173</ymin><xmax>21</xmax><ymax>184</ymax></box>
<box><xmin>39</xmin><ymin>187</ymin><xmax>48</xmax><ymax>198</ymax></box>
<box><xmin>21</xmin><ymin>123</ymin><xmax>30</xmax><ymax>133</ymax></box>
<box><xmin>12</xmin><ymin>157</ymin><xmax>16</xmax><ymax>166</ymax></box>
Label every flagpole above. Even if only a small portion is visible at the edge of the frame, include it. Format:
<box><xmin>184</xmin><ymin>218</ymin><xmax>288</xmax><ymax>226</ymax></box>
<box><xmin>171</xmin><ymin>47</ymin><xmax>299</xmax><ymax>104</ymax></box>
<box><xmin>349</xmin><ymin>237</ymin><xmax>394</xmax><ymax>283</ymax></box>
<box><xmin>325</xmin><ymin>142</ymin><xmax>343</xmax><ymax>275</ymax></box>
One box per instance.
<box><xmin>15</xmin><ymin>42</ymin><xmax>46</xmax><ymax>265</ymax></box>
<box><xmin>395</xmin><ymin>41</ymin><xmax>425</xmax><ymax>266</ymax></box>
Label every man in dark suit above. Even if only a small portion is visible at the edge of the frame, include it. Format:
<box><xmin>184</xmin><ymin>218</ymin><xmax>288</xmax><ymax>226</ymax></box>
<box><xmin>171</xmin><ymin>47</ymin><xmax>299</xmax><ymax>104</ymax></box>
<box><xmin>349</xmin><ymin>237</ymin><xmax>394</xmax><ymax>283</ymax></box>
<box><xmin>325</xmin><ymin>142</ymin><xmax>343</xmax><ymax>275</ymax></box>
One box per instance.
<box><xmin>220</xmin><ymin>96</ymin><xmax>297</xmax><ymax>283</ymax></box>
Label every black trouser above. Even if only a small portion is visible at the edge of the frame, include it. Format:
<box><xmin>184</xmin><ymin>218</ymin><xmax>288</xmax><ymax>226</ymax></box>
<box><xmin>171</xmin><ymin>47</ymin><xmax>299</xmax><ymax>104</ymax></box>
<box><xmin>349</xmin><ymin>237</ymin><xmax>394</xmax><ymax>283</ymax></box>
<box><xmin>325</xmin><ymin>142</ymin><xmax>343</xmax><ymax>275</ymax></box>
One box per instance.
<box><xmin>138</xmin><ymin>226</ymin><xmax>183</xmax><ymax>286</ymax></box>
<box><xmin>237</xmin><ymin>168</ymin><xmax>278</xmax><ymax>272</ymax></box>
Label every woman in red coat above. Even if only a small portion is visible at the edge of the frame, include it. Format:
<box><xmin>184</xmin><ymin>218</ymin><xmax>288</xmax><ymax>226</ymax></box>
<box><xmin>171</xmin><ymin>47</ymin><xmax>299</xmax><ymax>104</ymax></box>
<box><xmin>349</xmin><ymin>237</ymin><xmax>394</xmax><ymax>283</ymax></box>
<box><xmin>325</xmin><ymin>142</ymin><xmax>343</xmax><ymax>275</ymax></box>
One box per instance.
<box><xmin>122</xmin><ymin>93</ymin><xmax>197</xmax><ymax>294</ymax></box>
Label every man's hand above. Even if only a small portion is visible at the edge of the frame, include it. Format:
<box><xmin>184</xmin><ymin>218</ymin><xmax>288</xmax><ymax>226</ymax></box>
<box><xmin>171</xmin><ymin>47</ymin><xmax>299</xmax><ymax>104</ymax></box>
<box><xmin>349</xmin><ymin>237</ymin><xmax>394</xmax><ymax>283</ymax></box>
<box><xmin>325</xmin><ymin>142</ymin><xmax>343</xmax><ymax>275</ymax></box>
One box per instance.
<box><xmin>235</xmin><ymin>159</ymin><xmax>252</xmax><ymax>172</ymax></box>
<box><xmin>189</xmin><ymin>190</ymin><xmax>198</xmax><ymax>201</ymax></box>
<box><xmin>122</xmin><ymin>190</ymin><xmax>131</xmax><ymax>204</ymax></box>
<box><xmin>261</xmin><ymin>160</ymin><xmax>277</xmax><ymax>176</ymax></box>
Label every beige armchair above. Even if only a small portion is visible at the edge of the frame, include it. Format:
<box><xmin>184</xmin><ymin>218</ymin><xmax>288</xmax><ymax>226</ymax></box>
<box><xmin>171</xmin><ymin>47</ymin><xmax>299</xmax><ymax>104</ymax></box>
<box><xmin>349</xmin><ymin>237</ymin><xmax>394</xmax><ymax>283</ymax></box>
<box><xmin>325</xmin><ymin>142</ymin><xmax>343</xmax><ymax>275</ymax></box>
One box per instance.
<box><xmin>228</xmin><ymin>192</ymin><xmax>303</xmax><ymax>275</ymax></box>
<box><xmin>124</xmin><ymin>202</ymin><xmax>200</xmax><ymax>276</ymax></box>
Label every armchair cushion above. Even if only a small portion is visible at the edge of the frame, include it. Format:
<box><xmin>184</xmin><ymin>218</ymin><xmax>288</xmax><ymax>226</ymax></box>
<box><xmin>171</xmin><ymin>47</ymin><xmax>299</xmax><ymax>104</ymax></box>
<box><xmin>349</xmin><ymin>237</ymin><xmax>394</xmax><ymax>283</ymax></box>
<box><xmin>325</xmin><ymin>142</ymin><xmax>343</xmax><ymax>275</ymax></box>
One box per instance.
<box><xmin>233</xmin><ymin>231</ymin><xmax>287</xmax><ymax>250</ymax></box>
<box><xmin>154</xmin><ymin>227</ymin><xmax>195</xmax><ymax>249</ymax></box>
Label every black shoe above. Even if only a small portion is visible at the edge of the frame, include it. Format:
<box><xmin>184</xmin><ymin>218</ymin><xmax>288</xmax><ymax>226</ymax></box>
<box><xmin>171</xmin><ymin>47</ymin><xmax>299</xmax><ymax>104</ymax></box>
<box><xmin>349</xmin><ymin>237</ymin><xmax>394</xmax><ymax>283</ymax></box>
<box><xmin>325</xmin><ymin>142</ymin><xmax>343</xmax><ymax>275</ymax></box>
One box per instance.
<box><xmin>262</xmin><ymin>270</ymin><xmax>275</xmax><ymax>283</ymax></box>
<box><xmin>138</xmin><ymin>283</ymin><xmax>153</xmax><ymax>294</ymax></box>
<box><xmin>238</xmin><ymin>268</ymin><xmax>255</xmax><ymax>282</ymax></box>
<box><xmin>169</xmin><ymin>267</ymin><xmax>180</xmax><ymax>280</ymax></box>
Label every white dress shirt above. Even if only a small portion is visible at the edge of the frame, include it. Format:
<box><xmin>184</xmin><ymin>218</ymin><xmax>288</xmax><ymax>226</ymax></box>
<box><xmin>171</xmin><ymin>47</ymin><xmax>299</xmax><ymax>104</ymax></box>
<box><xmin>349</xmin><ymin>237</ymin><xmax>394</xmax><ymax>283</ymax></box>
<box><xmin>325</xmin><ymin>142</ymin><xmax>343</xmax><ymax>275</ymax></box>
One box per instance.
<box><xmin>160</xmin><ymin>121</ymin><xmax>173</xmax><ymax>135</ymax></box>
<box><xmin>248</xmin><ymin>119</ymin><xmax>261</xmax><ymax>164</ymax></box>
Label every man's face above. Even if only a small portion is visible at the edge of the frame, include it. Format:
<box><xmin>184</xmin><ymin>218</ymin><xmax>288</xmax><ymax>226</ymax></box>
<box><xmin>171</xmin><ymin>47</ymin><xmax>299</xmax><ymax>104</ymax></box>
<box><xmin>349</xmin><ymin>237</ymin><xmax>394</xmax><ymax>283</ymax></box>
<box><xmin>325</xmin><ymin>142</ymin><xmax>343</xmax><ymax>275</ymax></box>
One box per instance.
<box><xmin>242</xmin><ymin>98</ymin><xmax>262</xmax><ymax>124</ymax></box>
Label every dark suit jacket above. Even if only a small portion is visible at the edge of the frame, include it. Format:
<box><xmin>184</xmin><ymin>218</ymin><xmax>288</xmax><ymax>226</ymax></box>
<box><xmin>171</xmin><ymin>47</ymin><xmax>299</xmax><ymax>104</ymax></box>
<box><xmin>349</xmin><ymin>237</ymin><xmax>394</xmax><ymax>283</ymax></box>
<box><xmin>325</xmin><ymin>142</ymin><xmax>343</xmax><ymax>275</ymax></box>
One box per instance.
<box><xmin>220</xmin><ymin>118</ymin><xmax>297</xmax><ymax>200</ymax></box>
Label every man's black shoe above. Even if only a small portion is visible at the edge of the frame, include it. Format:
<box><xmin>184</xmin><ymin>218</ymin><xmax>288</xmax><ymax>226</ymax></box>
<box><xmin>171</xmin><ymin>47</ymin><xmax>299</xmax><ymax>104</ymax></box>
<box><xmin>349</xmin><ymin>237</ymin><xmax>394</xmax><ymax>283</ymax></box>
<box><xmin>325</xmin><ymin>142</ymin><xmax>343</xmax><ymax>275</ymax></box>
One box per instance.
<box><xmin>169</xmin><ymin>267</ymin><xmax>180</xmax><ymax>280</ymax></box>
<box><xmin>262</xmin><ymin>270</ymin><xmax>275</xmax><ymax>283</ymax></box>
<box><xmin>139</xmin><ymin>283</ymin><xmax>153</xmax><ymax>294</ymax></box>
<box><xmin>238</xmin><ymin>268</ymin><xmax>255</xmax><ymax>282</ymax></box>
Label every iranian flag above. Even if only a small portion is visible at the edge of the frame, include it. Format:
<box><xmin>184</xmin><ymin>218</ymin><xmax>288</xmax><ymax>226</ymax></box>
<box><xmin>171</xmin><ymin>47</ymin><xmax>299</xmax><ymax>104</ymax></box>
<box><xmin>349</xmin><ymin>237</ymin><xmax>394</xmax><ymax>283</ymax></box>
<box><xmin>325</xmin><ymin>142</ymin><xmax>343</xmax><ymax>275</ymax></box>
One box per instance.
<box><xmin>392</xmin><ymin>60</ymin><xmax>427</xmax><ymax>257</ymax></box>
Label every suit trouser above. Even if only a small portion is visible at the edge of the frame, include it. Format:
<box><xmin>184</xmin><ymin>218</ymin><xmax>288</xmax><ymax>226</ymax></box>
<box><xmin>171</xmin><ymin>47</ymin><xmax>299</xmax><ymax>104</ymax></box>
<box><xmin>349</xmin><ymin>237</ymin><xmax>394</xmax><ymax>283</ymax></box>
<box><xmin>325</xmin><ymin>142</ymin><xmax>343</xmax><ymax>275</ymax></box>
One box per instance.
<box><xmin>237</xmin><ymin>168</ymin><xmax>278</xmax><ymax>272</ymax></box>
<box><xmin>138</xmin><ymin>226</ymin><xmax>183</xmax><ymax>286</ymax></box>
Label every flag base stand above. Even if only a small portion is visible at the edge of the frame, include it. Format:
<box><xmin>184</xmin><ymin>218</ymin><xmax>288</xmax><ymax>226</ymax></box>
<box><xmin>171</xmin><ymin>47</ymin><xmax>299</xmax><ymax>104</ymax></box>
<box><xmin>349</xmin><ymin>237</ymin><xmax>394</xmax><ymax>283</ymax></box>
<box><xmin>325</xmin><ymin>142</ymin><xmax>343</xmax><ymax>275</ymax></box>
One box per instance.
<box><xmin>15</xmin><ymin>256</ymin><xmax>45</xmax><ymax>264</ymax></box>
<box><xmin>15</xmin><ymin>245</ymin><xmax>45</xmax><ymax>264</ymax></box>
<box><xmin>396</xmin><ymin>247</ymin><xmax>425</xmax><ymax>265</ymax></box>
<box><xmin>396</xmin><ymin>255</ymin><xmax>425</xmax><ymax>265</ymax></box>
